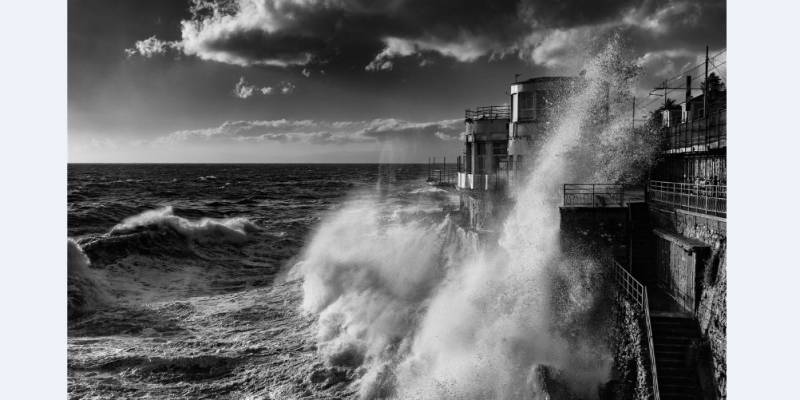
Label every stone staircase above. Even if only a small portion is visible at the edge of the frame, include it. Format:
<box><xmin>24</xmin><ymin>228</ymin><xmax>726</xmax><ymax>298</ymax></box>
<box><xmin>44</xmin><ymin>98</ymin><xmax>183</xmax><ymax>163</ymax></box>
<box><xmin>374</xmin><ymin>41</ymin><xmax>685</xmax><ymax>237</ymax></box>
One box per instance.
<box><xmin>651</xmin><ymin>313</ymin><xmax>703</xmax><ymax>400</ymax></box>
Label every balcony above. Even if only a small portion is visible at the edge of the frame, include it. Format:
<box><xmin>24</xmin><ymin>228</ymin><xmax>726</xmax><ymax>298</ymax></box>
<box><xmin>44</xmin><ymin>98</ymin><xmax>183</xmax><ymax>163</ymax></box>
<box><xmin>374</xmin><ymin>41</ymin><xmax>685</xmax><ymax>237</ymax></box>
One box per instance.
<box><xmin>465</xmin><ymin>105</ymin><xmax>510</xmax><ymax>121</ymax></box>
<box><xmin>663</xmin><ymin>109</ymin><xmax>726</xmax><ymax>154</ymax></box>
<box><xmin>562</xmin><ymin>184</ymin><xmax>626</xmax><ymax>207</ymax></box>
<box><xmin>456</xmin><ymin>172</ymin><xmax>511</xmax><ymax>192</ymax></box>
<box><xmin>648</xmin><ymin>180</ymin><xmax>726</xmax><ymax>218</ymax></box>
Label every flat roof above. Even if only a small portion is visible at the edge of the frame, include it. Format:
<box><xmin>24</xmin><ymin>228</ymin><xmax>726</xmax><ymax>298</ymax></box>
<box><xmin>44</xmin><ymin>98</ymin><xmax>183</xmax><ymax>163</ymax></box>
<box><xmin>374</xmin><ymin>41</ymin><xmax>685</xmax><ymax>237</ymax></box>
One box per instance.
<box><xmin>513</xmin><ymin>76</ymin><xmax>580</xmax><ymax>85</ymax></box>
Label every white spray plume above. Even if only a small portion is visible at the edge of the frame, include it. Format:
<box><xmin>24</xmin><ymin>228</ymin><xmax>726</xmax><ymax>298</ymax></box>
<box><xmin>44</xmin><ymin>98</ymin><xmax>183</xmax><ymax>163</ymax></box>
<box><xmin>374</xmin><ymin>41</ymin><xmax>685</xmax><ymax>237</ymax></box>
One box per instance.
<box><xmin>295</xmin><ymin>37</ymin><xmax>650</xmax><ymax>399</ymax></box>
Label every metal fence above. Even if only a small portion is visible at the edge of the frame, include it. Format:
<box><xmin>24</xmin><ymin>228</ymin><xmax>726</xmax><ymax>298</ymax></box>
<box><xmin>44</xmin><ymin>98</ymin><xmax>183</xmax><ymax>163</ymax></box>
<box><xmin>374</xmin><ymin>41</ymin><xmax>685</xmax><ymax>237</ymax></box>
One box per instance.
<box><xmin>648</xmin><ymin>180</ymin><xmax>726</xmax><ymax>217</ymax></box>
<box><xmin>611</xmin><ymin>260</ymin><xmax>660</xmax><ymax>400</ymax></box>
<box><xmin>563</xmin><ymin>184</ymin><xmax>625</xmax><ymax>207</ymax></box>
<box><xmin>664</xmin><ymin>109</ymin><xmax>726</xmax><ymax>153</ymax></box>
<box><xmin>428</xmin><ymin>167</ymin><xmax>458</xmax><ymax>186</ymax></box>
<box><xmin>465</xmin><ymin>105</ymin><xmax>511</xmax><ymax>121</ymax></box>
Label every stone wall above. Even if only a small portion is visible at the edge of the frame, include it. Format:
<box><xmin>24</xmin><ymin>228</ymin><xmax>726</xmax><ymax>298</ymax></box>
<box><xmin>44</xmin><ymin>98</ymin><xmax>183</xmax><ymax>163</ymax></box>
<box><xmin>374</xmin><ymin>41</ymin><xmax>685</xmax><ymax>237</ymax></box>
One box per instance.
<box><xmin>602</xmin><ymin>297</ymin><xmax>651</xmax><ymax>400</ymax></box>
<box><xmin>559</xmin><ymin>207</ymin><xmax>629</xmax><ymax>264</ymax></box>
<box><xmin>458</xmin><ymin>191</ymin><xmax>511</xmax><ymax>232</ymax></box>
<box><xmin>697</xmin><ymin>245</ymin><xmax>726</xmax><ymax>400</ymax></box>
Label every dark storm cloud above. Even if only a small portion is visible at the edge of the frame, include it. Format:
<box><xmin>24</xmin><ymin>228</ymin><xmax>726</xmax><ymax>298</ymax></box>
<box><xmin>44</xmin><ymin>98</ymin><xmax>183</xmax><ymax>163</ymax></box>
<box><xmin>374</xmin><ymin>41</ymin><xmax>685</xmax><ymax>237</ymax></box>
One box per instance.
<box><xmin>130</xmin><ymin>0</ymin><xmax>725</xmax><ymax>71</ymax></box>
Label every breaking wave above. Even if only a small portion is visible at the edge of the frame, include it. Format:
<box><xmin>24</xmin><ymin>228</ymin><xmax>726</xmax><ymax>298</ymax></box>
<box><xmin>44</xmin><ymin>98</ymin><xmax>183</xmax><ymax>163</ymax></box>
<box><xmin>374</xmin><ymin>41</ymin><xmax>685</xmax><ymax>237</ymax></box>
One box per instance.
<box><xmin>296</xmin><ymin>37</ymin><xmax>651</xmax><ymax>399</ymax></box>
<box><xmin>109</xmin><ymin>206</ymin><xmax>258</xmax><ymax>243</ymax></box>
<box><xmin>68</xmin><ymin>239</ymin><xmax>111</xmax><ymax>318</ymax></box>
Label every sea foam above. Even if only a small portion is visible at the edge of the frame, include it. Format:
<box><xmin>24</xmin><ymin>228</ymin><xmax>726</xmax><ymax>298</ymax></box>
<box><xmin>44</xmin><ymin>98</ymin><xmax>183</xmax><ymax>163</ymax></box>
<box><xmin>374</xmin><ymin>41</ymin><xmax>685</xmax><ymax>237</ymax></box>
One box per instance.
<box><xmin>296</xmin><ymin>37</ymin><xmax>650</xmax><ymax>399</ymax></box>
<box><xmin>109</xmin><ymin>206</ymin><xmax>258</xmax><ymax>243</ymax></box>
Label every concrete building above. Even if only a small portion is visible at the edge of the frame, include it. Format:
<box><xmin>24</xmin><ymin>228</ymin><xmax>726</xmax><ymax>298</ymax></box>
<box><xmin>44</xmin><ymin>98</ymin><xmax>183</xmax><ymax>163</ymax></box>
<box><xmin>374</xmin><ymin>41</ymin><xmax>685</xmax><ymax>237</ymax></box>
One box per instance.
<box><xmin>459</xmin><ymin>105</ymin><xmax>510</xmax><ymax>191</ymax></box>
<box><xmin>508</xmin><ymin>77</ymin><xmax>582</xmax><ymax>173</ymax></box>
<box><xmin>454</xmin><ymin>76</ymin><xmax>587</xmax><ymax>231</ymax></box>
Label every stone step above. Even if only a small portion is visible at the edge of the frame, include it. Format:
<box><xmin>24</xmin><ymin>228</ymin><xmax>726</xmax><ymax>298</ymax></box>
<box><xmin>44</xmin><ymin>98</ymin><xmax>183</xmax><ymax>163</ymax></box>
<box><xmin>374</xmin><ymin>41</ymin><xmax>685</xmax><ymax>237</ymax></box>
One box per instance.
<box><xmin>658</xmin><ymin>374</ymin><xmax>696</xmax><ymax>384</ymax></box>
<box><xmin>657</xmin><ymin>366</ymin><xmax>697</xmax><ymax>378</ymax></box>
<box><xmin>656</xmin><ymin>349</ymin><xmax>689</xmax><ymax>359</ymax></box>
<box><xmin>651</xmin><ymin>317</ymin><xmax>696</xmax><ymax>325</ymax></box>
<box><xmin>659</xmin><ymin>381</ymin><xmax>699</xmax><ymax>391</ymax></box>
<box><xmin>650</xmin><ymin>319</ymin><xmax>697</xmax><ymax>329</ymax></box>
<box><xmin>652</xmin><ymin>324</ymin><xmax>698</xmax><ymax>332</ymax></box>
<box><xmin>653</xmin><ymin>331</ymin><xmax>699</xmax><ymax>339</ymax></box>
<box><xmin>649</xmin><ymin>313</ymin><xmax>704</xmax><ymax>399</ymax></box>
<box><xmin>656</xmin><ymin>356</ymin><xmax>690</xmax><ymax>366</ymax></box>
<box><xmin>653</xmin><ymin>337</ymin><xmax>694</xmax><ymax>346</ymax></box>
<box><xmin>661</xmin><ymin>391</ymin><xmax>702</xmax><ymax>400</ymax></box>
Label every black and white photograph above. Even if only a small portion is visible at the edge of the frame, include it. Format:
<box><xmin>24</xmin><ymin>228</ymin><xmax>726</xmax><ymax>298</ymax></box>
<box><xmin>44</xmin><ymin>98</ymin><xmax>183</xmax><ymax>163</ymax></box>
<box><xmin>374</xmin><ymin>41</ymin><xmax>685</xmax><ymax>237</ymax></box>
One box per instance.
<box><xmin>65</xmin><ymin>0</ymin><xmax>728</xmax><ymax>399</ymax></box>
<box><xmin>5</xmin><ymin>0</ymin><xmax>800</xmax><ymax>399</ymax></box>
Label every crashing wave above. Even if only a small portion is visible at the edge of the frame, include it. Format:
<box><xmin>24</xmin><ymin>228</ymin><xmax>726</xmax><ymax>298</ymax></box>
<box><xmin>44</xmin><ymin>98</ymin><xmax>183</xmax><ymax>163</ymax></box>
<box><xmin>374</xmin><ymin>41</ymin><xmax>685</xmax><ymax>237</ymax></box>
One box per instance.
<box><xmin>296</xmin><ymin>38</ymin><xmax>647</xmax><ymax>399</ymax></box>
<box><xmin>109</xmin><ymin>206</ymin><xmax>258</xmax><ymax>243</ymax></box>
<box><xmin>68</xmin><ymin>239</ymin><xmax>110</xmax><ymax>318</ymax></box>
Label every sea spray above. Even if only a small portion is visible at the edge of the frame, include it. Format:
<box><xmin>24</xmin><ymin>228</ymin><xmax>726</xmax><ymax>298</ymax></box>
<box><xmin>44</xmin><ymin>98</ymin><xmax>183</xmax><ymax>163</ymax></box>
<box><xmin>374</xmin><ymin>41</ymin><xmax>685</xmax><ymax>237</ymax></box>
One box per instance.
<box><xmin>296</xmin><ymin>38</ymin><xmax>653</xmax><ymax>399</ymax></box>
<box><xmin>294</xmin><ymin>195</ymin><xmax>478</xmax><ymax>387</ymax></box>
<box><xmin>109</xmin><ymin>206</ymin><xmax>258</xmax><ymax>243</ymax></box>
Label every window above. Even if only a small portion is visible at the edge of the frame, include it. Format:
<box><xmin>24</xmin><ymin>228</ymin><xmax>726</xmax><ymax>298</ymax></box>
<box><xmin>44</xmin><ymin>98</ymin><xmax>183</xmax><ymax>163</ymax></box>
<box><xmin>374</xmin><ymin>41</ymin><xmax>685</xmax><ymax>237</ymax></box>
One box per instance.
<box><xmin>518</xmin><ymin>92</ymin><xmax>534</xmax><ymax>121</ymax></box>
<box><xmin>492</xmin><ymin>142</ymin><xmax>507</xmax><ymax>155</ymax></box>
<box><xmin>535</xmin><ymin>90</ymin><xmax>554</xmax><ymax>121</ymax></box>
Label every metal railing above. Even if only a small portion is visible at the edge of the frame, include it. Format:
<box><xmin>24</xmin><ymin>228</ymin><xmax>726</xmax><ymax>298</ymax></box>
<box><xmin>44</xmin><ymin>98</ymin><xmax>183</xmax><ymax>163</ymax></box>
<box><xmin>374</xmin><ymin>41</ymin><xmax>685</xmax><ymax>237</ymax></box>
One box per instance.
<box><xmin>563</xmin><ymin>184</ymin><xmax>624</xmax><ymax>207</ymax></box>
<box><xmin>428</xmin><ymin>167</ymin><xmax>458</xmax><ymax>186</ymax></box>
<box><xmin>611</xmin><ymin>260</ymin><xmax>660</xmax><ymax>400</ymax></box>
<box><xmin>663</xmin><ymin>109</ymin><xmax>726</xmax><ymax>154</ymax></box>
<box><xmin>648</xmin><ymin>180</ymin><xmax>726</xmax><ymax>217</ymax></box>
<box><xmin>465</xmin><ymin>105</ymin><xmax>511</xmax><ymax>121</ymax></box>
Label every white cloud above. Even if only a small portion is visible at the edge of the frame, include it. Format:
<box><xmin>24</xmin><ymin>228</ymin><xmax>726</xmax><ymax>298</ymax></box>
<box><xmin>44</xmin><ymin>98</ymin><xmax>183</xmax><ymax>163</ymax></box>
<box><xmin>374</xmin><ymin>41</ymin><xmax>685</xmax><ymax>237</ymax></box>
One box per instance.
<box><xmin>233</xmin><ymin>76</ymin><xmax>256</xmax><ymax>99</ymax></box>
<box><xmin>623</xmin><ymin>2</ymin><xmax>700</xmax><ymax>35</ymax></box>
<box><xmin>233</xmin><ymin>77</ymin><xmax>295</xmax><ymax>98</ymax></box>
<box><xmin>125</xmin><ymin>36</ymin><xmax>179</xmax><ymax>58</ymax></box>
<box><xmin>280</xmin><ymin>81</ymin><xmax>296</xmax><ymax>94</ymax></box>
<box><xmin>366</xmin><ymin>35</ymin><xmax>493</xmax><ymax>71</ymax></box>
<box><xmin>128</xmin><ymin>0</ymin><xmax>724</xmax><ymax>78</ymax></box>
<box><xmin>156</xmin><ymin>118</ymin><xmax>463</xmax><ymax>146</ymax></box>
<box><xmin>520</xmin><ymin>27</ymin><xmax>599</xmax><ymax>70</ymax></box>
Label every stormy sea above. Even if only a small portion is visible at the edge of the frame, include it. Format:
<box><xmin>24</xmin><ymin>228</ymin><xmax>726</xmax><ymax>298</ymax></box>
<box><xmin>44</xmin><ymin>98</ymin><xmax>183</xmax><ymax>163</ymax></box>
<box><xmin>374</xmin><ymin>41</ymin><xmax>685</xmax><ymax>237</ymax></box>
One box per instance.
<box><xmin>69</xmin><ymin>43</ymin><xmax>646</xmax><ymax>400</ymax></box>
<box><xmin>67</xmin><ymin>163</ymin><xmax>460</xmax><ymax>399</ymax></box>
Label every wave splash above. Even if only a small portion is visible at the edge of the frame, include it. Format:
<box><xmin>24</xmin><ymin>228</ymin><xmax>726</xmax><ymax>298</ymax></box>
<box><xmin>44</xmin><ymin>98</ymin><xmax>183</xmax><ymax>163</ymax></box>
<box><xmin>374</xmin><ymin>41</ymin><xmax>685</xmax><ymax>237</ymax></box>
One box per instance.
<box><xmin>296</xmin><ymin>38</ymin><xmax>648</xmax><ymax>399</ymax></box>
<box><xmin>109</xmin><ymin>206</ymin><xmax>258</xmax><ymax>243</ymax></box>
<box><xmin>68</xmin><ymin>239</ymin><xmax>111</xmax><ymax>318</ymax></box>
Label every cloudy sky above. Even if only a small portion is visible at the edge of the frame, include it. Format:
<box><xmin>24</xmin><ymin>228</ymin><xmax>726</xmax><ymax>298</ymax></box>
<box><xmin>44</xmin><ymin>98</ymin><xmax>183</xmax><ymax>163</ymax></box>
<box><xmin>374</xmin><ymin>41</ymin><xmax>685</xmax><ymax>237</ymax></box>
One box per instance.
<box><xmin>68</xmin><ymin>0</ymin><xmax>725</xmax><ymax>163</ymax></box>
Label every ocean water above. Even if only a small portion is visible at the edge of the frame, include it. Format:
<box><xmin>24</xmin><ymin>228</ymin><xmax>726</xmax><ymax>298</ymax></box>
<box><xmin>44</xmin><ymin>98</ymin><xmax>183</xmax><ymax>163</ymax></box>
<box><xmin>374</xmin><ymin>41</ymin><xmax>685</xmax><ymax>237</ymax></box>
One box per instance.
<box><xmin>67</xmin><ymin>163</ymin><xmax>454</xmax><ymax>399</ymax></box>
<box><xmin>67</xmin><ymin>43</ymin><xmax>638</xmax><ymax>400</ymax></box>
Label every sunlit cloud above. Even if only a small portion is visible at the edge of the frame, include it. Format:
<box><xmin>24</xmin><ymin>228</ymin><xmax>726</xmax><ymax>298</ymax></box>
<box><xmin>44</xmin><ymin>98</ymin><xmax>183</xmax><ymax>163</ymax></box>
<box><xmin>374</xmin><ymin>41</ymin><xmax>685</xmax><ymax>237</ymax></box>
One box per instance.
<box><xmin>232</xmin><ymin>76</ymin><xmax>295</xmax><ymax>98</ymax></box>
<box><xmin>155</xmin><ymin>118</ymin><xmax>463</xmax><ymax>146</ymax></box>
<box><xmin>128</xmin><ymin>0</ymin><xmax>724</xmax><ymax>75</ymax></box>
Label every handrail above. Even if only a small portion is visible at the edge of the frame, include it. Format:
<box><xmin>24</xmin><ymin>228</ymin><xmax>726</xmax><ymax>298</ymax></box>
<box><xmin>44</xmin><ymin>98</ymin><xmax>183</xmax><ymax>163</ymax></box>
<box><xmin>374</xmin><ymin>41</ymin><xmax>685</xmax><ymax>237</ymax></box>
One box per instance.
<box><xmin>611</xmin><ymin>260</ymin><xmax>660</xmax><ymax>400</ymax></box>
<box><xmin>648</xmin><ymin>180</ymin><xmax>726</xmax><ymax>218</ymax></box>
<box><xmin>465</xmin><ymin>105</ymin><xmax>511</xmax><ymax>121</ymax></box>
<box><xmin>563</xmin><ymin>183</ymin><xmax>624</xmax><ymax>207</ymax></box>
<box><xmin>427</xmin><ymin>167</ymin><xmax>458</xmax><ymax>186</ymax></box>
<box><xmin>643</xmin><ymin>290</ymin><xmax>660</xmax><ymax>400</ymax></box>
